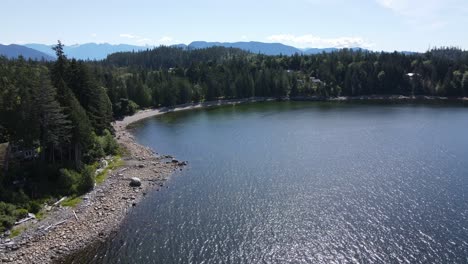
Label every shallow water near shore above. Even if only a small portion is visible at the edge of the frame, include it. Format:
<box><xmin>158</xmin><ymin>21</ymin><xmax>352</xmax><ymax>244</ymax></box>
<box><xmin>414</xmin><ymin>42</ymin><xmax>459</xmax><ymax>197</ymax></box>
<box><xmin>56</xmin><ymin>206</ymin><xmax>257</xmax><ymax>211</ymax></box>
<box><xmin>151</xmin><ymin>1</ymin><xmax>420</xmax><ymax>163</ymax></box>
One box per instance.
<box><xmin>71</xmin><ymin>101</ymin><xmax>468</xmax><ymax>263</ymax></box>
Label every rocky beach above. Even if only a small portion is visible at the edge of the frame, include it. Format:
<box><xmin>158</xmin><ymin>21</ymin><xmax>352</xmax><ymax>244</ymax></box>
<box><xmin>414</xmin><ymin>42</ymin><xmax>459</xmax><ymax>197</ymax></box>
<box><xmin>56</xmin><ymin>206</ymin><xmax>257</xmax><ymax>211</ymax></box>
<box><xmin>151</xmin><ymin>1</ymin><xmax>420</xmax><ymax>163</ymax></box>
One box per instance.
<box><xmin>0</xmin><ymin>114</ymin><xmax>187</xmax><ymax>263</ymax></box>
<box><xmin>0</xmin><ymin>98</ymin><xmax>269</xmax><ymax>264</ymax></box>
<box><xmin>1</xmin><ymin>97</ymin><xmax>468</xmax><ymax>263</ymax></box>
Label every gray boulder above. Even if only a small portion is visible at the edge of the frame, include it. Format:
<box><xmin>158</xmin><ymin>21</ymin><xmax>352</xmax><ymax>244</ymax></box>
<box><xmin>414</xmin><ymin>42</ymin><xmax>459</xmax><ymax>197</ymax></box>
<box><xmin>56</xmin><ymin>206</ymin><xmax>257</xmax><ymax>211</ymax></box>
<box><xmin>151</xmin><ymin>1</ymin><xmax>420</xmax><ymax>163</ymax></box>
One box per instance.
<box><xmin>130</xmin><ymin>177</ymin><xmax>141</xmax><ymax>187</ymax></box>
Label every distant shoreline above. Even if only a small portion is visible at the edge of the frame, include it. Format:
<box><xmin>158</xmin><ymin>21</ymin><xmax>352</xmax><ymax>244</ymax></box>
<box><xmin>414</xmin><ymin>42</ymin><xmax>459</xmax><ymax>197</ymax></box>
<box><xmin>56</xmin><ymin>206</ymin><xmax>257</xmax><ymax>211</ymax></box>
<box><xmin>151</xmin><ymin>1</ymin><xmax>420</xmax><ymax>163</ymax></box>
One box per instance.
<box><xmin>291</xmin><ymin>95</ymin><xmax>468</xmax><ymax>102</ymax></box>
<box><xmin>116</xmin><ymin>94</ymin><xmax>468</xmax><ymax>128</ymax></box>
<box><xmin>114</xmin><ymin>97</ymin><xmax>277</xmax><ymax>128</ymax></box>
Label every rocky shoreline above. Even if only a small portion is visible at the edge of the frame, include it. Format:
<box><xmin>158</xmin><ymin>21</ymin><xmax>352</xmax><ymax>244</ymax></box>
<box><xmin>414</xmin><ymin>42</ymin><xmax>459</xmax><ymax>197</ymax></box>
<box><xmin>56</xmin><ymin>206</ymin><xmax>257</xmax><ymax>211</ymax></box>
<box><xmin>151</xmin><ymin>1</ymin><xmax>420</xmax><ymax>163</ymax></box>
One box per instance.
<box><xmin>0</xmin><ymin>119</ymin><xmax>188</xmax><ymax>263</ymax></box>
<box><xmin>0</xmin><ymin>97</ymin><xmax>272</xmax><ymax>264</ymax></box>
<box><xmin>1</xmin><ymin>96</ymin><xmax>466</xmax><ymax>263</ymax></box>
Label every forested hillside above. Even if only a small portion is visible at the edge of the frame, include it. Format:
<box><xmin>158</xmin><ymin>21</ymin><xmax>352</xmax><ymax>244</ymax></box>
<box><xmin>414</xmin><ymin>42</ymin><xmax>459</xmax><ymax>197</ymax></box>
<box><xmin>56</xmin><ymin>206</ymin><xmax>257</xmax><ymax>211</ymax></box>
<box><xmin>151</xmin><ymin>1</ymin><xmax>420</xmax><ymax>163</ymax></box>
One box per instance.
<box><xmin>1</xmin><ymin>43</ymin><xmax>468</xmax><ymax>232</ymax></box>
<box><xmin>0</xmin><ymin>42</ymin><xmax>118</xmax><ymax>232</ymax></box>
<box><xmin>95</xmin><ymin>46</ymin><xmax>468</xmax><ymax>112</ymax></box>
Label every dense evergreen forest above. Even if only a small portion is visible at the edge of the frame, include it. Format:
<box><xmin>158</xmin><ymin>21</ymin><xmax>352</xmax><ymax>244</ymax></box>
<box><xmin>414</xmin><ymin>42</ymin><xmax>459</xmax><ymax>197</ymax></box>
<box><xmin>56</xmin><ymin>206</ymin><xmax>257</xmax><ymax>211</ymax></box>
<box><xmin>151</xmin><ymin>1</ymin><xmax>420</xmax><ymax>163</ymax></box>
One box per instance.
<box><xmin>1</xmin><ymin>42</ymin><xmax>468</xmax><ymax>232</ymax></box>
<box><xmin>0</xmin><ymin>43</ymin><xmax>118</xmax><ymax>232</ymax></box>
<box><xmin>94</xmin><ymin>46</ymin><xmax>468</xmax><ymax>112</ymax></box>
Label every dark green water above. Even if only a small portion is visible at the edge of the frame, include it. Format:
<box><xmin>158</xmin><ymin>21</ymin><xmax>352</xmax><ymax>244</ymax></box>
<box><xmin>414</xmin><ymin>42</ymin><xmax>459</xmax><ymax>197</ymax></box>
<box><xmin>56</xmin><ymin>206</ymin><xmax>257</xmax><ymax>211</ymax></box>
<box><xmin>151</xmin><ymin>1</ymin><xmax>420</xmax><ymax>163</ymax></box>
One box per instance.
<box><xmin>78</xmin><ymin>102</ymin><xmax>468</xmax><ymax>263</ymax></box>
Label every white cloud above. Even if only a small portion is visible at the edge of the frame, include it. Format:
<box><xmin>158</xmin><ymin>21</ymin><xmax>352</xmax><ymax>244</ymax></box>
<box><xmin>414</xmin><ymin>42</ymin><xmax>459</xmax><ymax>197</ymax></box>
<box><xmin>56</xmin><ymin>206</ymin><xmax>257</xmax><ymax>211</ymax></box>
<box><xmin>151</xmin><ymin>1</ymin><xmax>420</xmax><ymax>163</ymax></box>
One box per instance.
<box><xmin>119</xmin><ymin>34</ymin><xmax>154</xmax><ymax>44</ymax></box>
<box><xmin>266</xmin><ymin>34</ymin><xmax>373</xmax><ymax>48</ymax></box>
<box><xmin>158</xmin><ymin>36</ymin><xmax>174</xmax><ymax>43</ymax></box>
<box><xmin>158</xmin><ymin>36</ymin><xmax>175</xmax><ymax>45</ymax></box>
<box><xmin>91</xmin><ymin>33</ymin><xmax>97</xmax><ymax>38</ymax></box>
<box><xmin>136</xmin><ymin>38</ymin><xmax>152</xmax><ymax>43</ymax></box>
<box><xmin>241</xmin><ymin>35</ymin><xmax>248</xmax><ymax>40</ymax></box>
<box><xmin>120</xmin><ymin>33</ymin><xmax>137</xmax><ymax>39</ymax></box>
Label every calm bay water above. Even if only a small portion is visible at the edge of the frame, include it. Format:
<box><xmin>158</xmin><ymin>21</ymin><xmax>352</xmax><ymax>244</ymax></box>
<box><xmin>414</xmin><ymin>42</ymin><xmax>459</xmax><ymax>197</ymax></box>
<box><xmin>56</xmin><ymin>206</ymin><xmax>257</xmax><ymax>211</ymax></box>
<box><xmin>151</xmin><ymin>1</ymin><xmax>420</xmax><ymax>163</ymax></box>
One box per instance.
<box><xmin>80</xmin><ymin>102</ymin><xmax>468</xmax><ymax>263</ymax></box>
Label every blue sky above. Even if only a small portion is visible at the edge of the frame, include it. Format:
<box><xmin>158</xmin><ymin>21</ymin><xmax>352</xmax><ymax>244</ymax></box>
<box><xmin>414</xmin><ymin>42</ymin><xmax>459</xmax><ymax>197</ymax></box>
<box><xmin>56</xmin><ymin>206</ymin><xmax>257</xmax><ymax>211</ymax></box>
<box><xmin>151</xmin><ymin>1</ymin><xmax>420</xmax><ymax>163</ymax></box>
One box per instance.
<box><xmin>2</xmin><ymin>0</ymin><xmax>467</xmax><ymax>52</ymax></box>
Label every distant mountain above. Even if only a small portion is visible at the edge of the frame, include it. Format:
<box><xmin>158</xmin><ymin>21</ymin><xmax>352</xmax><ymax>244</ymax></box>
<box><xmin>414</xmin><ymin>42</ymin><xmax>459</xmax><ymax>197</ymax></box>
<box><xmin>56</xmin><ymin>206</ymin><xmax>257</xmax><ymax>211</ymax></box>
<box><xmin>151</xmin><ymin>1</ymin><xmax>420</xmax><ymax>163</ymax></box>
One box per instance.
<box><xmin>171</xmin><ymin>44</ymin><xmax>188</xmax><ymax>49</ymax></box>
<box><xmin>18</xmin><ymin>41</ymin><xmax>372</xmax><ymax>60</ymax></box>
<box><xmin>0</xmin><ymin>44</ymin><xmax>54</xmax><ymax>61</ymax></box>
<box><xmin>23</xmin><ymin>43</ymin><xmax>55</xmax><ymax>56</ymax></box>
<box><xmin>25</xmin><ymin>43</ymin><xmax>151</xmax><ymax>60</ymax></box>
<box><xmin>303</xmin><ymin>47</ymin><xmax>339</xmax><ymax>54</ymax></box>
<box><xmin>187</xmin><ymin>41</ymin><xmax>368</xmax><ymax>56</ymax></box>
<box><xmin>188</xmin><ymin>41</ymin><xmax>302</xmax><ymax>56</ymax></box>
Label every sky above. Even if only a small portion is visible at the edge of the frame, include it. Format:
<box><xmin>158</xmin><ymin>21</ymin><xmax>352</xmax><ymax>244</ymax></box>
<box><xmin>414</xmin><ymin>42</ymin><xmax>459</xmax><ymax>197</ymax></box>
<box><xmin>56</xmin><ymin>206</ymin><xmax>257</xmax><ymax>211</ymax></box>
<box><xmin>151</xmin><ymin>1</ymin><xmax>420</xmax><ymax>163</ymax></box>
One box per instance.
<box><xmin>2</xmin><ymin>0</ymin><xmax>467</xmax><ymax>52</ymax></box>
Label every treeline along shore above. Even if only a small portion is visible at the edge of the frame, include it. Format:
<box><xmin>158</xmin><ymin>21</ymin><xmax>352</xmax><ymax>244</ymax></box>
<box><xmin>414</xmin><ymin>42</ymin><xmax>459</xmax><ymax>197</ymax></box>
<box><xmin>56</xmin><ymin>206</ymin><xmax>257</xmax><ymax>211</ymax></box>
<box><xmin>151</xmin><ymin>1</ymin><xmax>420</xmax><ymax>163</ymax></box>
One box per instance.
<box><xmin>1</xmin><ymin>42</ymin><xmax>468</xmax><ymax>262</ymax></box>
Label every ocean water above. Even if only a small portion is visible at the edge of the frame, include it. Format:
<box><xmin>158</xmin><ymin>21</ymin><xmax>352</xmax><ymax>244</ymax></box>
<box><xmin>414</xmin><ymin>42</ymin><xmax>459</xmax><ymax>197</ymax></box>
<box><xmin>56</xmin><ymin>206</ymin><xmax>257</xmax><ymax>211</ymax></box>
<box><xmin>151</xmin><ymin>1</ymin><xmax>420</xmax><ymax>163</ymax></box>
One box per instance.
<box><xmin>74</xmin><ymin>102</ymin><xmax>468</xmax><ymax>263</ymax></box>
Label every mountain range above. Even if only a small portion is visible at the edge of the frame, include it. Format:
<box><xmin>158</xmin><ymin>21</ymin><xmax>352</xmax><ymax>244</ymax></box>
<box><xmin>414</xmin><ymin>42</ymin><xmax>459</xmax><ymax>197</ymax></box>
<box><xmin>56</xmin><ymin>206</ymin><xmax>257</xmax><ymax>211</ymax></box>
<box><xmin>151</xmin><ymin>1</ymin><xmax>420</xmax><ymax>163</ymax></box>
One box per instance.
<box><xmin>0</xmin><ymin>44</ymin><xmax>54</xmax><ymax>61</ymax></box>
<box><xmin>186</xmin><ymin>41</ymin><xmax>354</xmax><ymax>56</ymax></box>
<box><xmin>24</xmin><ymin>43</ymin><xmax>149</xmax><ymax>60</ymax></box>
<box><xmin>0</xmin><ymin>41</ymin><xmax>370</xmax><ymax>61</ymax></box>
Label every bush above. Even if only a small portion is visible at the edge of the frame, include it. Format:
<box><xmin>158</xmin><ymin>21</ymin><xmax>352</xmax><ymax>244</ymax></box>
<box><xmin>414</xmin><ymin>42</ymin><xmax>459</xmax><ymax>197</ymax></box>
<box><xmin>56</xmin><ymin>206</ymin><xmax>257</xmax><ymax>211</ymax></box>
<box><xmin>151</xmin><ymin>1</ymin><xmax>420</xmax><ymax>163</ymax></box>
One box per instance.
<box><xmin>58</xmin><ymin>168</ymin><xmax>81</xmax><ymax>195</ymax></box>
<box><xmin>0</xmin><ymin>202</ymin><xmax>16</xmax><ymax>216</ymax></box>
<box><xmin>0</xmin><ymin>202</ymin><xmax>17</xmax><ymax>232</ymax></box>
<box><xmin>28</xmin><ymin>201</ymin><xmax>42</xmax><ymax>214</ymax></box>
<box><xmin>78</xmin><ymin>165</ymin><xmax>95</xmax><ymax>194</ymax></box>
<box><xmin>14</xmin><ymin>208</ymin><xmax>28</xmax><ymax>219</ymax></box>
<box><xmin>4</xmin><ymin>189</ymin><xmax>30</xmax><ymax>205</ymax></box>
<box><xmin>58</xmin><ymin>166</ymin><xmax>95</xmax><ymax>196</ymax></box>
<box><xmin>97</xmin><ymin>129</ymin><xmax>119</xmax><ymax>156</ymax></box>
<box><xmin>114</xmin><ymin>98</ymin><xmax>139</xmax><ymax>118</ymax></box>
<box><xmin>84</xmin><ymin>133</ymin><xmax>106</xmax><ymax>163</ymax></box>
<box><xmin>0</xmin><ymin>214</ymin><xmax>15</xmax><ymax>232</ymax></box>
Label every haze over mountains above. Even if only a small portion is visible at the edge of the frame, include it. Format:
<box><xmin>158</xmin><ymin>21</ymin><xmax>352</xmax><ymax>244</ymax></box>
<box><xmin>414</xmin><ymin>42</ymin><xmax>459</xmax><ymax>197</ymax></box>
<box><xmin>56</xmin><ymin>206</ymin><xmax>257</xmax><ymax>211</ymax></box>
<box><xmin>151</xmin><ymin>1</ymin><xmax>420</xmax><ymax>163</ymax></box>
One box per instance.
<box><xmin>0</xmin><ymin>41</ymin><xmax>370</xmax><ymax>61</ymax></box>
<box><xmin>0</xmin><ymin>44</ymin><xmax>55</xmax><ymax>61</ymax></box>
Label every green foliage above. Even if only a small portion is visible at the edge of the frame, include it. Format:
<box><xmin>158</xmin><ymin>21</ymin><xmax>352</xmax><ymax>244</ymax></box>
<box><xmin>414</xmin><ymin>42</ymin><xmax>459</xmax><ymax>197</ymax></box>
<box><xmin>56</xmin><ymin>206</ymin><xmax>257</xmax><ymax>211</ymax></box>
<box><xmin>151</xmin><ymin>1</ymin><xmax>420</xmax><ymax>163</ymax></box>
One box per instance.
<box><xmin>59</xmin><ymin>165</ymin><xmax>95</xmax><ymax>196</ymax></box>
<box><xmin>0</xmin><ymin>42</ymin><xmax>119</xmax><ymax>232</ymax></box>
<box><xmin>0</xmin><ymin>202</ymin><xmax>30</xmax><ymax>233</ymax></box>
<box><xmin>114</xmin><ymin>98</ymin><xmax>139</xmax><ymax>118</ymax></box>
<box><xmin>95</xmin><ymin>156</ymin><xmax>123</xmax><ymax>185</ymax></box>
<box><xmin>97</xmin><ymin>129</ymin><xmax>119</xmax><ymax>155</ymax></box>
<box><xmin>92</xmin><ymin>46</ymin><xmax>468</xmax><ymax>107</ymax></box>
<box><xmin>58</xmin><ymin>168</ymin><xmax>82</xmax><ymax>195</ymax></box>
<box><xmin>9</xmin><ymin>226</ymin><xmax>25</xmax><ymax>238</ymax></box>
<box><xmin>61</xmin><ymin>196</ymin><xmax>82</xmax><ymax>208</ymax></box>
<box><xmin>14</xmin><ymin>208</ymin><xmax>28</xmax><ymax>219</ymax></box>
<box><xmin>0</xmin><ymin>202</ymin><xmax>16</xmax><ymax>232</ymax></box>
<box><xmin>28</xmin><ymin>200</ymin><xmax>42</xmax><ymax>214</ymax></box>
<box><xmin>79</xmin><ymin>165</ymin><xmax>95</xmax><ymax>194</ymax></box>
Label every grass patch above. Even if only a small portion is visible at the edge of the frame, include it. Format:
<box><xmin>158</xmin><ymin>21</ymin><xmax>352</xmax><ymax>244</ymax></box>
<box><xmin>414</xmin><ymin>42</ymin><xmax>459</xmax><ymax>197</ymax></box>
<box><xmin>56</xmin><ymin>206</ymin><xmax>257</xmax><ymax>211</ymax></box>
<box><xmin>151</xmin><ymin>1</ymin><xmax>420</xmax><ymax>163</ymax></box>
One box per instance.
<box><xmin>9</xmin><ymin>226</ymin><xmax>25</xmax><ymax>238</ymax></box>
<box><xmin>61</xmin><ymin>196</ymin><xmax>82</xmax><ymax>208</ymax></box>
<box><xmin>35</xmin><ymin>211</ymin><xmax>45</xmax><ymax>220</ymax></box>
<box><xmin>95</xmin><ymin>156</ymin><xmax>124</xmax><ymax>185</ymax></box>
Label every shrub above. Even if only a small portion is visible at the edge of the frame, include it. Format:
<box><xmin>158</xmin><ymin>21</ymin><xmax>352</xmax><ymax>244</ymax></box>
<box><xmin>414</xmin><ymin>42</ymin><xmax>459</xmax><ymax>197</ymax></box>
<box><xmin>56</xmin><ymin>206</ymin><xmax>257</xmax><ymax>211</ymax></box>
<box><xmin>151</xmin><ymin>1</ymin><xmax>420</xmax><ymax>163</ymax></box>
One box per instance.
<box><xmin>7</xmin><ymin>189</ymin><xmax>29</xmax><ymax>205</ymax></box>
<box><xmin>28</xmin><ymin>201</ymin><xmax>42</xmax><ymax>214</ymax></box>
<box><xmin>0</xmin><ymin>202</ymin><xmax>17</xmax><ymax>232</ymax></box>
<box><xmin>78</xmin><ymin>165</ymin><xmax>95</xmax><ymax>194</ymax></box>
<box><xmin>58</xmin><ymin>166</ymin><xmax>95</xmax><ymax>196</ymax></box>
<box><xmin>61</xmin><ymin>196</ymin><xmax>82</xmax><ymax>208</ymax></box>
<box><xmin>58</xmin><ymin>168</ymin><xmax>80</xmax><ymax>195</ymax></box>
<box><xmin>114</xmin><ymin>98</ymin><xmax>139</xmax><ymax>118</ymax></box>
<box><xmin>14</xmin><ymin>208</ymin><xmax>28</xmax><ymax>219</ymax></box>
<box><xmin>0</xmin><ymin>202</ymin><xmax>16</xmax><ymax>216</ymax></box>
<box><xmin>84</xmin><ymin>133</ymin><xmax>106</xmax><ymax>163</ymax></box>
<box><xmin>97</xmin><ymin>129</ymin><xmax>119</xmax><ymax>156</ymax></box>
<box><xmin>0</xmin><ymin>214</ymin><xmax>15</xmax><ymax>232</ymax></box>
